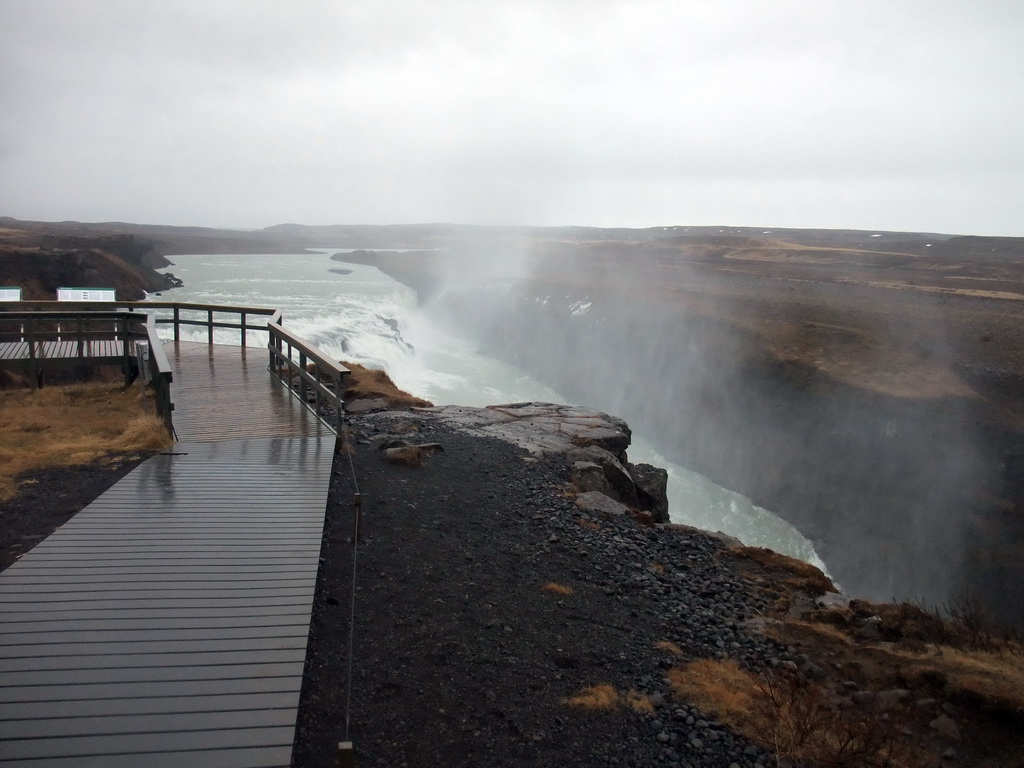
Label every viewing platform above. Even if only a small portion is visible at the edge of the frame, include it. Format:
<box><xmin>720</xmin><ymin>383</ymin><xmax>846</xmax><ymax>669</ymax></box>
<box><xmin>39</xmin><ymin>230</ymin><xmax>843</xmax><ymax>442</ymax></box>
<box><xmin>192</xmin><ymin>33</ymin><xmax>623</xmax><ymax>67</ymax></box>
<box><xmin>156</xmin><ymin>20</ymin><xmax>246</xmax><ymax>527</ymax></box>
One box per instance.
<box><xmin>0</xmin><ymin>302</ymin><xmax>347</xmax><ymax>767</ymax></box>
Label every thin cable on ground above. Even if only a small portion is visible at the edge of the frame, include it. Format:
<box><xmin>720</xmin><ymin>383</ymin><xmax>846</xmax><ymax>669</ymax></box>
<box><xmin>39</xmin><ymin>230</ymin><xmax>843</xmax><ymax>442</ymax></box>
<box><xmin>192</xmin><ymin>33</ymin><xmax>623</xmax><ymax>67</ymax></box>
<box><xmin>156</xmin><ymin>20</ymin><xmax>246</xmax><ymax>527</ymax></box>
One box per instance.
<box><xmin>339</xmin><ymin>408</ymin><xmax>361</xmax><ymax>744</ymax></box>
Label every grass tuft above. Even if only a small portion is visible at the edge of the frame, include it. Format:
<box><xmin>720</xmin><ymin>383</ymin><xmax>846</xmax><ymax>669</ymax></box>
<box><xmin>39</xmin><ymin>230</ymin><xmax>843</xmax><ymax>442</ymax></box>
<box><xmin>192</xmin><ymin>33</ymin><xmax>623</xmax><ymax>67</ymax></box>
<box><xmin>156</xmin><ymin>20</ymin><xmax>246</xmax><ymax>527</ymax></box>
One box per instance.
<box><xmin>654</xmin><ymin>640</ymin><xmax>685</xmax><ymax>657</ymax></box>
<box><xmin>340</xmin><ymin>361</ymin><xmax>432</xmax><ymax>409</ymax></box>
<box><xmin>565</xmin><ymin>684</ymin><xmax>657</xmax><ymax>715</ymax></box>
<box><xmin>667</xmin><ymin>659</ymin><xmax>937</xmax><ymax>767</ymax></box>
<box><xmin>541</xmin><ymin>582</ymin><xmax>574</xmax><ymax>596</ymax></box>
<box><xmin>625</xmin><ymin>690</ymin><xmax>655</xmax><ymax>714</ymax></box>
<box><xmin>0</xmin><ymin>382</ymin><xmax>172</xmax><ymax>500</ymax></box>
<box><xmin>565</xmin><ymin>684</ymin><xmax>619</xmax><ymax>711</ymax></box>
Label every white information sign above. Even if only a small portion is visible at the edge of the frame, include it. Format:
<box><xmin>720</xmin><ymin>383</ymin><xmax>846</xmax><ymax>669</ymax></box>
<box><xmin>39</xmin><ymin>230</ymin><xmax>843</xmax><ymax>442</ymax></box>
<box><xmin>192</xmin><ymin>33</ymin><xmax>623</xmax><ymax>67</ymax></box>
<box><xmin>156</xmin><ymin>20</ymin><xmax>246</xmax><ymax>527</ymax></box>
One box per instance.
<box><xmin>0</xmin><ymin>287</ymin><xmax>21</xmax><ymax>301</ymax></box>
<box><xmin>57</xmin><ymin>287</ymin><xmax>116</xmax><ymax>301</ymax></box>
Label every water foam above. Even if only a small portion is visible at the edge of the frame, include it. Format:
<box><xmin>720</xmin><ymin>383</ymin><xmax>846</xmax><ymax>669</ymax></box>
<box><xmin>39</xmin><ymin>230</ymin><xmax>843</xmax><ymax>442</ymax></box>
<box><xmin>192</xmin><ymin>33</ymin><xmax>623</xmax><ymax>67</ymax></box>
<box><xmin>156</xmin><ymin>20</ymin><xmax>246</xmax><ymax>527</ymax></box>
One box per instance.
<box><xmin>152</xmin><ymin>250</ymin><xmax>831</xmax><ymax>573</ymax></box>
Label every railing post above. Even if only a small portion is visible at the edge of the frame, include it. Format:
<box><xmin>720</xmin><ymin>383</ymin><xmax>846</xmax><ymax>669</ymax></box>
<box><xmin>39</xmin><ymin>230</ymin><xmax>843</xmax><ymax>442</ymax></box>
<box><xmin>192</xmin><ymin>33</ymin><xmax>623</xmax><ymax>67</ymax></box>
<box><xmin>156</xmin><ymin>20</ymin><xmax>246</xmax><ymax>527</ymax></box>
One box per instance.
<box><xmin>298</xmin><ymin>351</ymin><xmax>307</xmax><ymax>404</ymax></box>
<box><xmin>76</xmin><ymin>314</ymin><xmax>84</xmax><ymax>357</ymax></box>
<box><xmin>26</xmin><ymin>316</ymin><xmax>38</xmax><ymax>390</ymax></box>
<box><xmin>207</xmin><ymin>309</ymin><xmax>213</xmax><ymax>344</ymax></box>
<box><xmin>240</xmin><ymin>311</ymin><xmax>247</xmax><ymax>347</ymax></box>
<box><xmin>337</xmin><ymin>370</ymin><xmax>344</xmax><ymax>434</ymax></box>
<box><xmin>173</xmin><ymin>306</ymin><xmax>180</xmax><ymax>342</ymax></box>
<box><xmin>313</xmin><ymin>364</ymin><xmax>321</xmax><ymax>417</ymax></box>
<box><xmin>121</xmin><ymin>316</ymin><xmax>132</xmax><ymax>387</ymax></box>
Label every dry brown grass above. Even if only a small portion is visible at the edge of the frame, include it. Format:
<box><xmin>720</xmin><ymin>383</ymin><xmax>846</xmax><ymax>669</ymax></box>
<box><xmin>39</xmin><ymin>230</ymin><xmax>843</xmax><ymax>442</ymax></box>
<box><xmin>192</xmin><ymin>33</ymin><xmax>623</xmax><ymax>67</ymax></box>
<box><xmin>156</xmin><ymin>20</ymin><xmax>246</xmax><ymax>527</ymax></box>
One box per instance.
<box><xmin>775</xmin><ymin>618</ymin><xmax>854</xmax><ymax>646</ymax></box>
<box><xmin>667</xmin><ymin>660</ymin><xmax>761</xmax><ymax>731</ymax></box>
<box><xmin>340</xmin><ymin>361</ymin><xmax>432</xmax><ymax>409</ymax></box>
<box><xmin>541</xmin><ymin>582</ymin><xmax>574</xmax><ymax>596</ymax></box>
<box><xmin>654</xmin><ymin>640</ymin><xmax>685</xmax><ymax>657</ymax></box>
<box><xmin>565</xmin><ymin>684</ymin><xmax>619</xmax><ymax>710</ymax></box>
<box><xmin>893</xmin><ymin>645</ymin><xmax>1024</xmax><ymax>716</ymax></box>
<box><xmin>728</xmin><ymin>546</ymin><xmax>837</xmax><ymax>597</ymax></box>
<box><xmin>565</xmin><ymin>684</ymin><xmax>654</xmax><ymax>714</ymax></box>
<box><xmin>0</xmin><ymin>382</ymin><xmax>172</xmax><ymax>500</ymax></box>
<box><xmin>667</xmin><ymin>660</ymin><xmax>934</xmax><ymax>768</ymax></box>
<box><xmin>625</xmin><ymin>690</ymin><xmax>655</xmax><ymax>714</ymax></box>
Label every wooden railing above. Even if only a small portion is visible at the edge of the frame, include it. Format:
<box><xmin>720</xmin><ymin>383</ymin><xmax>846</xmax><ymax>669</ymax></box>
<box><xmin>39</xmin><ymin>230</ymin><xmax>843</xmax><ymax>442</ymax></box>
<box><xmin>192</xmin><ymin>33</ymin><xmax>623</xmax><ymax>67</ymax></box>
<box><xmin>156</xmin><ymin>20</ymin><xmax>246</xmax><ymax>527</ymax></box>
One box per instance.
<box><xmin>0</xmin><ymin>309</ymin><xmax>143</xmax><ymax>379</ymax></box>
<box><xmin>267</xmin><ymin>316</ymin><xmax>347</xmax><ymax>435</ymax></box>
<box><xmin>143</xmin><ymin>314</ymin><xmax>175</xmax><ymax>434</ymax></box>
<box><xmin>0</xmin><ymin>308</ymin><xmax>176</xmax><ymax>434</ymax></box>
<box><xmin>5</xmin><ymin>301</ymin><xmax>279</xmax><ymax>347</ymax></box>
<box><xmin>1</xmin><ymin>301</ymin><xmax>348</xmax><ymax>435</ymax></box>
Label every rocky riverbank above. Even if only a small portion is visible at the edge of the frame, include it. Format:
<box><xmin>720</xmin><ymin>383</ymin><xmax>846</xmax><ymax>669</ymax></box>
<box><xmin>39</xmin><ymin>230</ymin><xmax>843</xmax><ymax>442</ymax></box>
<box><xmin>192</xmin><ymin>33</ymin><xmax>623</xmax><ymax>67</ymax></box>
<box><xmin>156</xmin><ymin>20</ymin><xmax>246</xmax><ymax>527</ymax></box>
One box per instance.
<box><xmin>1</xmin><ymin>398</ymin><xmax>1020</xmax><ymax>766</ymax></box>
<box><xmin>331</xmin><ymin>235</ymin><xmax>1024</xmax><ymax>628</ymax></box>
<box><xmin>293</xmin><ymin>404</ymin><xmax>1024</xmax><ymax>768</ymax></box>
<box><xmin>0</xmin><ymin>221</ymin><xmax>182</xmax><ymax>300</ymax></box>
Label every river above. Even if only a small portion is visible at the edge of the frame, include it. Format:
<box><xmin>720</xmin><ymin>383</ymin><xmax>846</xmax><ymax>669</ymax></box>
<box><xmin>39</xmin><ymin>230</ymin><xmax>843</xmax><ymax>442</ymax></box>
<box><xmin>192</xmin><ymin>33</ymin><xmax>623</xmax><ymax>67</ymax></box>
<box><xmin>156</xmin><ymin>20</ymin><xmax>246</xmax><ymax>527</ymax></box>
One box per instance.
<box><xmin>152</xmin><ymin>250</ymin><xmax>830</xmax><ymax>573</ymax></box>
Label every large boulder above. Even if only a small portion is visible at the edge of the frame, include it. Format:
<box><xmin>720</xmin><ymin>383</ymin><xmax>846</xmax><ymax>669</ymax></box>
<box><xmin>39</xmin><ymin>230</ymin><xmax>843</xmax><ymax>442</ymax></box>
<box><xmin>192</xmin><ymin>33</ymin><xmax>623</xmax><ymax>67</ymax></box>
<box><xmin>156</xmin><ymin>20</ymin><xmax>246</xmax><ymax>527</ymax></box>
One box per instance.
<box><xmin>567</xmin><ymin>446</ymin><xmax>639</xmax><ymax>508</ymax></box>
<box><xmin>571</xmin><ymin>461</ymin><xmax>613</xmax><ymax>496</ymax></box>
<box><xmin>360</xmin><ymin>403</ymin><xmax>672</xmax><ymax>520</ymax></box>
<box><xmin>628</xmin><ymin>462</ymin><xmax>669</xmax><ymax>523</ymax></box>
<box><xmin>575</xmin><ymin>491</ymin><xmax>630</xmax><ymax>516</ymax></box>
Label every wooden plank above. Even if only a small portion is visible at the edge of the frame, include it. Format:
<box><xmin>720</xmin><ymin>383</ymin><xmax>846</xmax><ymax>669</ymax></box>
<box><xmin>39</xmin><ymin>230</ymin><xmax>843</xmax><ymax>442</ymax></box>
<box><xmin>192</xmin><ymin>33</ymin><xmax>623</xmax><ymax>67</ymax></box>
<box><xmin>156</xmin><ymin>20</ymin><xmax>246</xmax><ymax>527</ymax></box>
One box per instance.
<box><xmin>0</xmin><ymin>618</ymin><xmax>307</xmax><ymax>634</ymax></box>
<box><xmin>0</xmin><ymin>648</ymin><xmax>306</xmax><ymax>673</ymax></box>
<box><xmin>0</xmin><ymin>674</ymin><xmax>301</xmax><ymax>703</ymax></box>
<box><xmin>0</xmin><ymin>625</ymin><xmax>309</xmax><ymax>645</ymax></box>
<box><xmin>0</xmin><ymin>745</ymin><xmax>293</xmax><ymax>768</ymax></box>
<box><xmin>4</xmin><ymin>566</ymin><xmax>317</xmax><ymax>579</ymax></box>
<box><xmin>0</xmin><ymin>636</ymin><xmax>308</xmax><ymax>659</ymax></box>
<box><xmin>0</xmin><ymin>589</ymin><xmax>311</xmax><ymax>606</ymax></box>
<box><xmin>0</xmin><ymin>607</ymin><xmax>313</xmax><ymax>624</ymax></box>
<box><xmin>0</xmin><ymin>691</ymin><xmax>300</xmax><ymax>721</ymax></box>
<box><xmin>0</xmin><ymin>575</ymin><xmax>313</xmax><ymax>588</ymax></box>
<box><xmin>0</xmin><ymin>341</ymin><xmax>23</xmax><ymax>359</ymax></box>
<box><xmin>0</xmin><ymin>336</ymin><xmax>337</xmax><ymax>766</ymax></box>
<box><xmin>0</xmin><ymin>597</ymin><xmax>314</xmax><ymax>614</ymax></box>
<box><xmin>0</xmin><ymin>661</ymin><xmax>305</xmax><ymax>687</ymax></box>
<box><xmin>166</xmin><ymin>341</ymin><xmax>330</xmax><ymax>441</ymax></box>
<box><xmin>0</xmin><ymin>725</ymin><xmax>297</xmax><ymax>761</ymax></box>
<box><xmin>0</xmin><ymin>706</ymin><xmax>297</xmax><ymax>740</ymax></box>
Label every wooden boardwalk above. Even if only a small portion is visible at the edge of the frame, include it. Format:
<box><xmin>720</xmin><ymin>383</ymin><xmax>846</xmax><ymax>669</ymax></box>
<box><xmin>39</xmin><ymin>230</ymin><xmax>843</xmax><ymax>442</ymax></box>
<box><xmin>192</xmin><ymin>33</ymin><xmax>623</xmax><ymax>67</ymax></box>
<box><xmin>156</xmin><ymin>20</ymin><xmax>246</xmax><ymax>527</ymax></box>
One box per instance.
<box><xmin>0</xmin><ymin>339</ymin><xmax>125</xmax><ymax>365</ymax></box>
<box><xmin>0</xmin><ymin>341</ymin><xmax>335</xmax><ymax>767</ymax></box>
<box><xmin>167</xmin><ymin>341</ymin><xmax>330</xmax><ymax>442</ymax></box>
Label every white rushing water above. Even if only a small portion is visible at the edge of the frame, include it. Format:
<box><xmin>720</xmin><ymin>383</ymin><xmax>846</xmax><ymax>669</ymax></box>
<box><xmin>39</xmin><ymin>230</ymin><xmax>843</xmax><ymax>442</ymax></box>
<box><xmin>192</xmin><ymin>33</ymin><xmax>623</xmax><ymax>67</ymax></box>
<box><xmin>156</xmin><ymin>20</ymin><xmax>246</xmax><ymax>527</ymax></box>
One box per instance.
<box><xmin>153</xmin><ymin>251</ymin><xmax>829</xmax><ymax>572</ymax></box>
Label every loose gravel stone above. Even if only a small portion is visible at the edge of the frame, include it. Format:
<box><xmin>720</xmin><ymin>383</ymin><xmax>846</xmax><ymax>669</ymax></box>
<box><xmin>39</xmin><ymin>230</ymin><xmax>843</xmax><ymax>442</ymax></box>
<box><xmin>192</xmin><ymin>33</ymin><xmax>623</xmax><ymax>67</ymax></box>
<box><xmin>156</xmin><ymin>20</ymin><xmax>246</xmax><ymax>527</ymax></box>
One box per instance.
<box><xmin>292</xmin><ymin>412</ymin><xmax>799</xmax><ymax>767</ymax></box>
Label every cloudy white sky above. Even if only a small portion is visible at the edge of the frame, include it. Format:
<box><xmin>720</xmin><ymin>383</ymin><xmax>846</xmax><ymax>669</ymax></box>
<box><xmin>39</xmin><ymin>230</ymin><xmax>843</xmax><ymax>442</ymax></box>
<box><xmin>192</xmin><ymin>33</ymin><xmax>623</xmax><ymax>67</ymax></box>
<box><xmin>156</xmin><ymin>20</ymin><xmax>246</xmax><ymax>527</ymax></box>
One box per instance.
<box><xmin>1</xmin><ymin>1</ymin><xmax>1021</xmax><ymax>235</ymax></box>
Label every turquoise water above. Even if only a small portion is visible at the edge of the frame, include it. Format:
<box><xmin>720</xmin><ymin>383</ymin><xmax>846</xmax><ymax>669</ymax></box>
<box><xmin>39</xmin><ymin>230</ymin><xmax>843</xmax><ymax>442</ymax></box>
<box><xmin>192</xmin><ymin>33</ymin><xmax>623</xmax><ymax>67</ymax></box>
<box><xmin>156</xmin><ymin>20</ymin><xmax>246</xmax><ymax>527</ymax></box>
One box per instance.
<box><xmin>153</xmin><ymin>250</ymin><xmax>830</xmax><ymax>572</ymax></box>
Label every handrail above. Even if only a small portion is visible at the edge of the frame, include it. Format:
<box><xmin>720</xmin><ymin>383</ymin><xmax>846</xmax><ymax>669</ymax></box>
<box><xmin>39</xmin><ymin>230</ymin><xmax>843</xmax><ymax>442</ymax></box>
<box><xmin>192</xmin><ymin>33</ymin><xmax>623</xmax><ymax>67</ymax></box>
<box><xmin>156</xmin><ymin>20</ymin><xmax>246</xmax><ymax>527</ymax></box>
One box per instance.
<box><xmin>267</xmin><ymin>319</ymin><xmax>348</xmax><ymax>434</ymax></box>
<box><xmin>0</xmin><ymin>310</ymin><xmax>147</xmax><ymax>384</ymax></box>
<box><xmin>145</xmin><ymin>314</ymin><xmax>175</xmax><ymax>436</ymax></box>
<box><xmin>1</xmin><ymin>301</ymin><xmax>349</xmax><ymax>436</ymax></box>
<box><xmin>1</xmin><ymin>301</ymin><xmax>278</xmax><ymax>347</ymax></box>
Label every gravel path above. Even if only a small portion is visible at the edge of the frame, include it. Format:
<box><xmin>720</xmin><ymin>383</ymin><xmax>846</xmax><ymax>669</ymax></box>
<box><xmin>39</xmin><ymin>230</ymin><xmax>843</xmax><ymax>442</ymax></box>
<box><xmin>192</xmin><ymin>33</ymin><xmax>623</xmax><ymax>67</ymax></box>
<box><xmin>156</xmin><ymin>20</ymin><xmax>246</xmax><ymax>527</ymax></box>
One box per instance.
<box><xmin>292</xmin><ymin>415</ymin><xmax>793</xmax><ymax>768</ymax></box>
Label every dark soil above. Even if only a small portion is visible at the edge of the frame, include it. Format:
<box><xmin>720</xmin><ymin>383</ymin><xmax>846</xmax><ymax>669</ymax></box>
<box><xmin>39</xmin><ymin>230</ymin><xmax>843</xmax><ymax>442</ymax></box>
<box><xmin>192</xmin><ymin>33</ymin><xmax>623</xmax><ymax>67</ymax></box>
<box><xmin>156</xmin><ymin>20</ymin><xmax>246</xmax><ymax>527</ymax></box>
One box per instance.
<box><xmin>4</xmin><ymin>420</ymin><xmax>1021</xmax><ymax>767</ymax></box>
<box><xmin>292</xmin><ymin>414</ymin><xmax>1024</xmax><ymax>768</ymax></box>
<box><xmin>292</xmin><ymin>416</ymin><xmax>783</xmax><ymax>768</ymax></box>
<box><xmin>0</xmin><ymin>454</ymin><xmax>152</xmax><ymax>572</ymax></box>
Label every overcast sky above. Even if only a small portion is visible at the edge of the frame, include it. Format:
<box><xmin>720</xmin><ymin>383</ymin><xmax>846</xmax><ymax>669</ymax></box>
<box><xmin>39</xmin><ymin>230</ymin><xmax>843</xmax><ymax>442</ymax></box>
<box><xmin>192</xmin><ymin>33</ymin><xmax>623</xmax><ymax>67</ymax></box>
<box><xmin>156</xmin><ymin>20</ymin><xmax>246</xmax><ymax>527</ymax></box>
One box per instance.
<box><xmin>1</xmin><ymin>1</ymin><xmax>1021</xmax><ymax>235</ymax></box>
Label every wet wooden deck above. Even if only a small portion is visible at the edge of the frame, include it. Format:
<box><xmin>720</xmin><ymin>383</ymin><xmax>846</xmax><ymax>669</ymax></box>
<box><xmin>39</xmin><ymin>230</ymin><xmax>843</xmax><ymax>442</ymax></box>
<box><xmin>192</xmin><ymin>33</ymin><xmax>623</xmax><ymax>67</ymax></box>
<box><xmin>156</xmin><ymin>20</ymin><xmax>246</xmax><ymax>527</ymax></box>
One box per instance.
<box><xmin>0</xmin><ymin>341</ymin><xmax>335</xmax><ymax>767</ymax></box>
<box><xmin>0</xmin><ymin>339</ymin><xmax>125</xmax><ymax>365</ymax></box>
<box><xmin>167</xmin><ymin>341</ymin><xmax>330</xmax><ymax>442</ymax></box>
